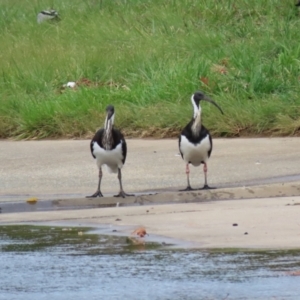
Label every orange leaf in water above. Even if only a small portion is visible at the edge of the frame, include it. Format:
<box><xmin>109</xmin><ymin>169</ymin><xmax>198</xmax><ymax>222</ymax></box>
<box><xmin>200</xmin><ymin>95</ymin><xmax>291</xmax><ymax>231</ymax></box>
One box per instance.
<box><xmin>286</xmin><ymin>270</ymin><xmax>300</xmax><ymax>276</ymax></box>
<box><xmin>131</xmin><ymin>227</ymin><xmax>147</xmax><ymax>238</ymax></box>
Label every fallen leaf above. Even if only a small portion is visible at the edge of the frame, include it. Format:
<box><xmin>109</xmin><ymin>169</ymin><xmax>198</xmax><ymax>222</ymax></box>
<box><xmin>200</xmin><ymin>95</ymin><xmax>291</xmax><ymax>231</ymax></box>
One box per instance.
<box><xmin>211</xmin><ymin>64</ymin><xmax>227</xmax><ymax>75</ymax></box>
<box><xmin>131</xmin><ymin>227</ymin><xmax>147</xmax><ymax>238</ymax></box>
<box><xmin>286</xmin><ymin>270</ymin><xmax>300</xmax><ymax>276</ymax></box>
<box><xmin>200</xmin><ymin>76</ymin><xmax>209</xmax><ymax>85</ymax></box>
<box><xmin>26</xmin><ymin>197</ymin><xmax>38</xmax><ymax>204</ymax></box>
<box><xmin>77</xmin><ymin>78</ymin><xmax>93</xmax><ymax>86</ymax></box>
<box><xmin>220</xmin><ymin>57</ymin><xmax>229</xmax><ymax>67</ymax></box>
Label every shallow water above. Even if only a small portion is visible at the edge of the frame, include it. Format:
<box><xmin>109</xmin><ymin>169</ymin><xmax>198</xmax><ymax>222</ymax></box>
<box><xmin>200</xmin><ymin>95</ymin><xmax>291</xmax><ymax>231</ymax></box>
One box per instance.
<box><xmin>1</xmin><ymin>225</ymin><xmax>300</xmax><ymax>300</ymax></box>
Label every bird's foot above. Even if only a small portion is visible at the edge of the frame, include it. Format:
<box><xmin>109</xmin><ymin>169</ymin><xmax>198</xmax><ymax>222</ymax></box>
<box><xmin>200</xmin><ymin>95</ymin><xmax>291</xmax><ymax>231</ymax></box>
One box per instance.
<box><xmin>86</xmin><ymin>191</ymin><xmax>103</xmax><ymax>198</ymax></box>
<box><xmin>179</xmin><ymin>186</ymin><xmax>194</xmax><ymax>191</ymax></box>
<box><xmin>198</xmin><ymin>185</ymin><xmax>216</xmax><ymax>190</ymax></box>
<box><xmin>114</xmin><ymin>191</ymin><xmax>134</xmax><ymax>198</ymax></box>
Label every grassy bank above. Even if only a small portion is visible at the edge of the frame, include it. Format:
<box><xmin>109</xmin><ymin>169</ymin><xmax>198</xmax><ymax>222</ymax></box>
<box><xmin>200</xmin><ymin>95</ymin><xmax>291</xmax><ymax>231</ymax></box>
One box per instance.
<box><xmin>1</xmin><ymin>0</ymin><xmax>300</xmax><ymax>139</ymax></box>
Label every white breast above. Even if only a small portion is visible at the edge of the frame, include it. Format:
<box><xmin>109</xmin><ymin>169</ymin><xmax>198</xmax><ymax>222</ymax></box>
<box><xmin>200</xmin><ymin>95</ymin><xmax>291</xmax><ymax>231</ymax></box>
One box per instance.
<box><xmin>179</xmin><ymin>135</ymin><xmax>211</xmax><ymax>166</ymax></box>
<box><xmin>92</xmin><ymin>141</ymin><xmax>124</xmax><ymax>173</ymax></box>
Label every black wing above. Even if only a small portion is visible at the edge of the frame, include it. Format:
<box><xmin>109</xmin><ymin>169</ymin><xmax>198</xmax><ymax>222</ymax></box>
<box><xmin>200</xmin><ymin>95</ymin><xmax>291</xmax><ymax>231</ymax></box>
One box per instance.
<box><xmin>90</xmin><ymin>128</ymin><xmax>105</xmax><ymax>159</ymax></box>
<box><xmin>208</xmin><ymin>133</ymin><xmax>213</xmax><ymax>158</ymax></box>
<box><xmin>112</xmin><ymin>129</ymin><xmax>127</xmax><ymax>164</ymax></box>
<box><xmin>90</xmin><ymin>127</ymin><xmax>127</xmax><ymax>162</ymax></box>
<box><xmin>181</xmin><ymin>121</ymin><xmax>211</xmax><ymax>143</ymax></box>
<box><xmin>178</xmin><ymin>134</ymin><xmax>184</xmax><ymax>159</ymax></box>
<box><xmin>180</xmin><ymin>121</ymin><xmax>213</xmax><ymax>157</ymax></box>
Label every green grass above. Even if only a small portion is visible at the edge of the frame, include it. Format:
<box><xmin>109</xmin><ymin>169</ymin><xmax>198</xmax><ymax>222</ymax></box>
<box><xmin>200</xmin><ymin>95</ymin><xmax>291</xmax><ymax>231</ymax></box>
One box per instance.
<box><xmin>1</xmin><ymin>0</ymin><xmax>300</xmax><ymax>139</ymax></box>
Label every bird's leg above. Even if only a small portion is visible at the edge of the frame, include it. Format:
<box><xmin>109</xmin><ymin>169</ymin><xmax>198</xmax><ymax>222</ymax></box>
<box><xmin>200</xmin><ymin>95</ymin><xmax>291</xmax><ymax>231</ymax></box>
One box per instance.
<box><xmin>86</xmin><ymin>167</ymin><xmax>104</xmax><ymax>197</ymax></box>
<box><xmin>179</xmin><ymin>163</ymin><xmax>194</xmax><ymax>191</ymax></box>
<box><xmin>114</xmin><ymin>168</ymin><xmax>134</xmax><ymax>198</ymax></box>
<box><xmin>199</xmin><ymin>163</ymin><xmax>216</xmax><ymax>190</ymax></box>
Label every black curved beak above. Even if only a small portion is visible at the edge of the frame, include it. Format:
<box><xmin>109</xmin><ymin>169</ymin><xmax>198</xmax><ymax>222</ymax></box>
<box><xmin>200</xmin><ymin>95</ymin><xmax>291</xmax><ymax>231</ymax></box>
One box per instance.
<box><xmin>107</xmin><ymin>109</ymin><xmax>114</xmax><ymax>120</ymax></box>
<box><xmin>106</xmin><ymin>105</ymin><xmax>115</xmax><ymax>120</ymax></box>
<box><xmin>105</xmin><ymin>105</ymin><xmax>115</xmax><ymax>129</ymax></box>
<box><xmin>203</xmin><ymin>96</ymin><xmax>224</xmax><ymax>115</ymax></box>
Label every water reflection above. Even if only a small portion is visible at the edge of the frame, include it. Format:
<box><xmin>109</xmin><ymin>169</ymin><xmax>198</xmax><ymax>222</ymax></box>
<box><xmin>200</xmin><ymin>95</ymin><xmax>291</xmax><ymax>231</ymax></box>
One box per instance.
<box><xmin>1</xmin><ymin>225</ymin><xmax>300</xmax><ymax>300</ymax></box>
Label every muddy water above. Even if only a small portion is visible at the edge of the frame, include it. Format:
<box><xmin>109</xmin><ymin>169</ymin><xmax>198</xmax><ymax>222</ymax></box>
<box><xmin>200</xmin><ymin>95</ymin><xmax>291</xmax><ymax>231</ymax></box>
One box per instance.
<box><xmin>1</xmin><ymin>225</ymin><xmax>300</xmax><ymax>300</ymax></box>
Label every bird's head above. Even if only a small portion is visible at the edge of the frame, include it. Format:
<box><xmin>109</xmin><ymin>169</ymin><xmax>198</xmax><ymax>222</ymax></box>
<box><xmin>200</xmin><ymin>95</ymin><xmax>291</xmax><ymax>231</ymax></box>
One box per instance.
<box><xmin>104</xmin><ymin>105</ymin><xmax>115</xmax><ymax>129</ymax></box>
<box><xmin>191</xmin><ymin>91</ymin><xmax>224</xmax><ymax>115</ymax></box>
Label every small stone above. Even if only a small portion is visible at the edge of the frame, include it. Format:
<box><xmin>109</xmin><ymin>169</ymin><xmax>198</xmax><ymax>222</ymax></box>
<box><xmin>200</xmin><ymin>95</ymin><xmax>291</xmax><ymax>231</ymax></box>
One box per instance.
<box><xmin>63</xmin><ymin>81</ymin><xmax>76</xmax><ymax>88</ymax></box>
<box><xmin>232</xmin><ymin>223</ymin><xmax>238</xmax><ymax>226</ymax></box>
<box><xmin>115</xmin><ymin>218</ymin><xmax>121</xmax><ymax>221</ymax></box>
<box><xmin>112</xmin><ymin>229</ymin><xmax>117</xmax><ymax>232</ymax></box>
<box><xmin>244</xmin><ymin>232</ymin><xmax>248</xmax><ymax>235</ymax></box>
<box><xmin>146</xmin><ymin>210</ymin><xmax>149</xmax><ymax>213</ymax></box>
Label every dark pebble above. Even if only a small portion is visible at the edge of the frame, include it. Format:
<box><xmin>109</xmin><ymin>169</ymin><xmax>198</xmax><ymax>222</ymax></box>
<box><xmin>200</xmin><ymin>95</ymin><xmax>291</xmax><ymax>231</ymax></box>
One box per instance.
<box><xmin>112</xmin><ymin>229</ymin><xmax>117</xmax><ymax>232</ymax></box>
<box><xmin>244</xmin><ymin>232</ymin><xmax>248</xmax><ymax>235</ymax></box>
<box><xmin>232</xmin><ymin>223</ymin><xmax>238</xmax><ymax>226</ymax></box>
<box><xmin>115</xmin><ymin>218</ymin><xmax>121</xmax><ymax>221</ymax></box>
<box><xmin>146</xmin><ymin>210</ymin><xmax>149</xmax><ymax>213</ymax></box>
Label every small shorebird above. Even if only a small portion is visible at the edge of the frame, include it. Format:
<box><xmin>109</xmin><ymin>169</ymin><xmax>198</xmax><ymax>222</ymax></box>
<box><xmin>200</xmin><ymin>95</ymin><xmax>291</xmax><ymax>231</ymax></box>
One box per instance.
<box><xmin>37</xmin><ymin>9</ymin><xmax>60</xmax><ymax>23</ymax></box>
<box><xmin>179</xmin><ymin>91</ymin><xmax>224</xmax><ymax>191</ymax></box>
<box><xmin>87</xmin><ymin>105</ymin><xmax>132</xmax><ymax>198</ymax></box>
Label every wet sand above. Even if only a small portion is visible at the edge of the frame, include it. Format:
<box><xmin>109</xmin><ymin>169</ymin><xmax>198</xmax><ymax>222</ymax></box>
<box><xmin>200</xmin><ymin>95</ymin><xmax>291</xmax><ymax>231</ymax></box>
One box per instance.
<box><xmin>1</xmin><ymin>192</ymin><xmax>300</xmax><ymax>249</ymax></box>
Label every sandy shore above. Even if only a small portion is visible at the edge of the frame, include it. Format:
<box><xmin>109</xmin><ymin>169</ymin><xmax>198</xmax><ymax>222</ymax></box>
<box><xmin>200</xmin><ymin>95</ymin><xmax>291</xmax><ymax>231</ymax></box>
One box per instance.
<box><xmin>1</xmin><ymin>138</ymin><xmax>300</xmax><ymax>249</ymax></box>
<box><xmin>1</xmin><ymin>195</ymin><xmax>300</xmax><ymax>249</ymax></box>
